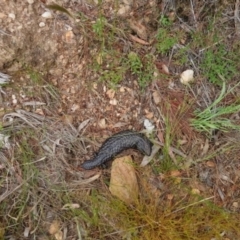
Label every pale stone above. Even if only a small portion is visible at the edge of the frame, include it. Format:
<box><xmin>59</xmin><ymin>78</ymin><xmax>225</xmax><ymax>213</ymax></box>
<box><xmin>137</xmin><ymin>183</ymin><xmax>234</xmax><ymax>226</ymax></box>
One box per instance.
<box><xmin>39</xmin><ymin>22</ymin><xmax>45</xmax><ymax>27</ymax></box>
<box><xmin>180</xmin><ymin>69</ymin><xmax>194</xmax><ymax>85</ymax></box>
<box><xmin>41</xmin><ymin>11</ymin><xmax>52</xmax><ymax>19</ymax></box>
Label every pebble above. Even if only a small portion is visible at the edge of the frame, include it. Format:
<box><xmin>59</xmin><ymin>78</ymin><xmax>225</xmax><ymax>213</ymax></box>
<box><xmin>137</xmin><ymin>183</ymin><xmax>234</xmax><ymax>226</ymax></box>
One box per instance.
<box><xmin>109</xmin><ymin>99</ymin><xmax>118</xmax><ymax>105</ymax></box>
<box><xmin>39</xmin><ymin>22</ymin><xmax>45</xmax><ymax>28</ymax></box>
<box><xmin>119</xmin><ymin>86</ymin><xmax>125</xmax><ymax>92</ymax></box>
<box><xmin>12</xmin><ymin>94</ymin><xmax>17</xmax><ymax>105</ymax></box>
<box><xmin>42</xmin><ymin>11</ymin><xmax>52</xmax><ymax>19</ymax></box>
<box><xmin>8</xmin><ymin>13</ymin><xmax>15</xmax><ymax>20</ymax></box>
<box><xmin>232</xmin><ymin>202</ymin><xmax>238</xmax><ymax>208</ymax></box>
<box><xmin>117</xmin><ymin>5</ymin><xmax>131</xmax><ymax>16</ymax></box>
<box><xmin>27</xmin><ymin>0</ymin><xmax>34</xmax><ymax>3</ymax></box>
<box><xmin>180</xmin><ymin>69</ymin><xmax>194</xmax><ymax>85</ymax></box>
<box><xmin>98</xmin><ymin>118</ymin><xmax>106</xmax><ymax>129</ymax></box>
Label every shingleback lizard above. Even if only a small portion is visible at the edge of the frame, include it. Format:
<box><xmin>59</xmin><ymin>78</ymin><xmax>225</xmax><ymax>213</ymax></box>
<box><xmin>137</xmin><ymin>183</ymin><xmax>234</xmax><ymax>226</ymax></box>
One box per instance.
<box><xmin>81</xmin><ymin>130</ymin><xmax>153</xmax><ymax>170</ymax></box>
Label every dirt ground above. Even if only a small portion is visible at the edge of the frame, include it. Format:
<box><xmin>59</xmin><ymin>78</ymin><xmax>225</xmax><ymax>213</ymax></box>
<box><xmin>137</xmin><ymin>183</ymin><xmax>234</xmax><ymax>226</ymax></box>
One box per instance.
<box><xmin>1</xmin><ymin>0</ymin><xmax>240</xmax><ymax>239</ymax></box>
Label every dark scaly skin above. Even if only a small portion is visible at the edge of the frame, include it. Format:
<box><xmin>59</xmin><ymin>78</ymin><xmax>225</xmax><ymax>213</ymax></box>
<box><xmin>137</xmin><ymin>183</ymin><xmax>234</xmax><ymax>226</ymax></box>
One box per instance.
<box><xmin>81</xmin><ymin>130</ymin><xmax>153</xmax><ymax>170</ymax></box>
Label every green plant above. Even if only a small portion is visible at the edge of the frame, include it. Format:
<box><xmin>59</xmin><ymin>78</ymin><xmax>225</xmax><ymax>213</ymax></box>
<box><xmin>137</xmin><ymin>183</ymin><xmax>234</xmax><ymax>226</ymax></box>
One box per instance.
<box><xmin>127</xmin><ymin>52</ymin><xmax>154</xmax><ymax>88</ymax></box>
<box><xmin>100</xmin><ymin>67</ymin><xmax>126</xmax><ymax>87</ymax></box>
<box><xmin>200</xmin><ymin>44</ymin><xmax>237</xmax><ymax>85</ymax></box>
<box><xmin>156</xmin><ymin>28</ymin><xmax>177</xmax><ymax>55</ymax></box>
<box><xmin>191</xmin><ymin>81</ymin><xmax>240</xmax><ymax>134</ymax></box>
<box><xmin>159</xmin><ymin>15</ymin><xmax>172</xmax><ymax>27</ymax></box>
<box><xmin>92</xmin><ymin>16</ymin><xmax>106</xmax><ymax>39</ymax></box>
<box><xmin>138</xmin><ymin>54</ymin><xmax>155</xmax><ymax>88</ymax></box>
<box><xmin>128</xmin><ymin>52</ymin><xmax>143</xmax><ymax>75</ymax></box>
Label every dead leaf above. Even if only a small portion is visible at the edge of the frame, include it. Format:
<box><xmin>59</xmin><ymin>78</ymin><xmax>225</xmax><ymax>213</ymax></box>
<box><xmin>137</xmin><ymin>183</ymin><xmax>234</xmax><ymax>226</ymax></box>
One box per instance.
<box><xmin>78</xmin><ymin>118</ymin><xmax>91</xmax><ymax>132</ymax></box>
<box><xmin>49</xmin><ymin>220</ymin><xmax>60</xmax><ymax>235</ymax></box>
<box><xmin>106</xmin><ymin>89</ymin><xmax>115</xmax><ymax>99</ymax></box>
<box><xmin>201</xmin><ymin>139</ymin><xmax>209</xmax><ymax>156</ymax></box>
<box><xmin>170</xmin><ymin>170</ymin><xmax>182</xmax><ymax>177</ymax></box>
<box><xmin>167</xmin><ymin>194</ymin><xmax>174</xmax><ymax>200</ymax></box>
<box><xmin>153</xmin><ymin>91</ymin><xmax>161</xmax><ymax>104</ymax></box>
<box><xmin>140</xmin><ymin>145</ymin><xmax>160</xmax><ymax>167</ymax></box>
<box><xmin>109</xmin><ymin>156</ymin><xmax>139</xmax><ymax>204</ymax></box>
<box><xmin>65</xmin><ymin>30</ymin><xmax>74</xmax><ymax>43</ymax></box>
<box><xmin>54</xmin><ymin>230</ymin><xmax>63</xmax><ymax>240</ymax></box>
<box><xmin>62</xmin><ymin>115</ymin><xmax>73</xmax><ymax>125</ymax></box>
<box><xmin>157</xmin><ymin>130</ymin><xmax>164</xmax><ymax>143</ymax></box>
<box><xmin>129</xmin><ymin>34</ymin><xmax>150</xmax><ymax>45</ymax></box>
<box><xmin>145</xmin><ymin>111</ymin><xmax>154</xmax><ymax>119</ymax></box>
<box><xmin>62</xmin><ymin>203</ymin><xmax>80</xmax><ymax>210</ymax></box>
<box><xmin>191</xmin><ymin>188</ymin><xmax>200</xmax><ymax>194</ymax></box>
<box><xmin>96</xmin><ymin>53</ymin><xmax>103</xmax><ymax>65</ymax></box>
<box><xmin>206</xmin><ymin>161</ymin><xmax>215</xmax><ymax>168</ymax></box>
<box><xmin>128</xmin><ymin>19</ymin><xmax>148</xmax><ymax>40</ymax></box>
<box><xmin>155</xmin><ymin>61</ymin><xmax>170</xmax><ymax>75</ymax></box>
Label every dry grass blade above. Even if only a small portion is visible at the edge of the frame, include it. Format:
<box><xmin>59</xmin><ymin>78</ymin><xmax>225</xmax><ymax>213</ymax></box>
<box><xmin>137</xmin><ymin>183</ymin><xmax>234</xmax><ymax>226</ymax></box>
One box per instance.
<box><xmin>235</xmin><ymin>0</ymin><xmax>240</xmax><ymax>36</ymax></box>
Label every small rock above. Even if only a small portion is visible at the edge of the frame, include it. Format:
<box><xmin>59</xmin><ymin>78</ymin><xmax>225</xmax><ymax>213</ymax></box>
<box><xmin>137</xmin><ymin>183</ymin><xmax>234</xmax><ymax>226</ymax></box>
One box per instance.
<box><xmin>39</xmin><ymin>22</ymin><xmax>45</xmax><ymax>28</ymax></box>
<box><xmin>119</xmin><ymin>86</ymin><xmax>125</xmax><ymax>92</ymax></box>
<box><xmin>191</xmin><ymin>188</ymin><xmax>200</xmax><ymax>195</ymax></box>
<box><xmin>27</xmin><ymin>0</ymin><xmax>34</xmax><ymax>3</ymax></box>
<box><xmin>41</xmin><ymin>11</ymin><xmax>52</xmax><ymax>19</ymax></box>
<box><xmin>8</xmin><ymin>13</ymin><xmax>15</xmax><ymax>20</ymax></box>
<box><xmin>144</xmin><ymin>119</ymin><xmax>155</xmax><ymax>131</ymax></box>
<box><xmin>12</xmin><ymin>95</ymin><xmax>17</xmax><ymax>105</ymax></box>
<box><xmin>117</xmin><ymin>5</ymin><xmax>131</xmax><ymax>16</ymax></box>
<box><xmin>98</xmin><ymin>118</ymin><xmax>106</xmax><ymax>129</ymax></box>
<box><xmin>71</xmin><ymin>104</ymin><xmax>79</xmax><ymax>112</ymax></box>
<box><xmin>109</xmin><ymin>99</ymin><xmax>117</xmax><ymax>105</ymax></box>
<box><xmin>180</xmin><ymin>69</ymin><xmax>194</xmax><ymax>85</ymax></box>
<box><xmin>232</xmin><ymin>202</ymin><xmax>238</xmax><ymax>208</ymax></box>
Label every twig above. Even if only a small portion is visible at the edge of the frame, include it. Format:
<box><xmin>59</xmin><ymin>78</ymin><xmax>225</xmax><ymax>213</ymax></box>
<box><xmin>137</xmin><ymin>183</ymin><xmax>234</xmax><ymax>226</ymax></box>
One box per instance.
<box><xmin>235</xmin><ymin>0</ymin><xmax>240</xmax><ymax>36</ymax></box>
<box><xmin>151</xmin><ymin>139</ymin><xmax>187</xmax><ymax>158</ymax></box>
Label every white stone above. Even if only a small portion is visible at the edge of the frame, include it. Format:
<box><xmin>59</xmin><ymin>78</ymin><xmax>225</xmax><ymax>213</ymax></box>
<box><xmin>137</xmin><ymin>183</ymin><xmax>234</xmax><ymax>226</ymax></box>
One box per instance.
<box><xmin>8</xmin><ymin>13</ymin><xmax>15</xmax><ymax>20</ymax></box>
<box><xmin>117</xmin><ymin>5</ymin><xmax>130</xmax><ymax>16</ymax></box>
<box><xmin>98</xmin><ymin>118</ymin><xmax>106</xmax><ymax>129</ymax></box>
<box><xmin>144</xmin><ymin>119</ymin><xmax>155</xmax><ymax>132</ymax></box>
<box><xmin>180</xmin><ymin>69</ymin><xmax>194</xmax><ymax>85</ymax></box>
<box><xmin>42</xmin><ymin>11</ymin><xmax>52</xmax><ymax>19</ymax></box>
<box><xmin>27</xmin><ymin>0</ymin><xmax>34</xmax><ymax>3</ymax></box>
<box><xmin>109</xmin><ymin>99</ymin><xmax>118</xmax><ymax>105</ymax></box>
<box><xmin>39</xmin><ymin>22</ymin><xmax>45</xmax><ymax>27</ymax></box>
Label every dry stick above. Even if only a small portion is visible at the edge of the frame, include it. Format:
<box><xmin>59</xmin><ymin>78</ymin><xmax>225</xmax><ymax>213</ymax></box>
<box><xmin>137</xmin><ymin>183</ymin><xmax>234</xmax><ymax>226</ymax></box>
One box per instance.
<box><xmin>151</xmin><ymin>139</ymin><xmax>187</xmax><ymax>158</ymax></box>
<box><xmin>235</xmin><ymin>0</ymin><xmax>240</xmax><ymax>36</ymax></box>
<box><xmin>0</xmin><ymin>179</ymin><xmax>29</xmax><ymax>203</ymax></box>
<box><xmin>189</xmin><ymin>0</ymin><xmax>198</xmax><ymax>28</ymax></box>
